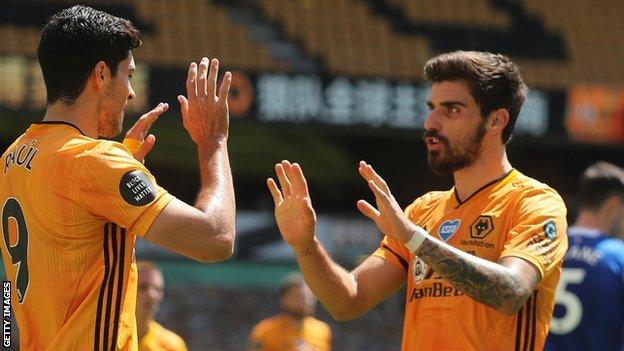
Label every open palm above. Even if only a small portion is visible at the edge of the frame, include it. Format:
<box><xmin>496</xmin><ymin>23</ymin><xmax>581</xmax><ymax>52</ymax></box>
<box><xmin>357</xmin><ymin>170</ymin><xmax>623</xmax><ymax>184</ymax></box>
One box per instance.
<box><xmin>178</xmin><ymin>57</ymin><xmax>232</xmax><ymax>144</ymax></box>
<box><xmin>357</xmin><ymin>161</ymin><xmax>415</xmax><ymax>244</ymax></box>
<box><xmin>267</xmin><ymin>161</ymin><xmax>317</xmax><ymax>249</ymax></box>
<box><xmin>124</xmin><ymin>102</ymin><xmax>169</xmax><ymax>162</ymax></box>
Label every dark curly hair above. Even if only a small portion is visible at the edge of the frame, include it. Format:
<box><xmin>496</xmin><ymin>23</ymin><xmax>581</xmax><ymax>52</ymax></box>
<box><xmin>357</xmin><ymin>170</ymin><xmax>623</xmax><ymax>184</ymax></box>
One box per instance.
<box><xmin>37</xmin><ymin>5</ymin><xmax>141</xmax><ymax>104</ymax></box>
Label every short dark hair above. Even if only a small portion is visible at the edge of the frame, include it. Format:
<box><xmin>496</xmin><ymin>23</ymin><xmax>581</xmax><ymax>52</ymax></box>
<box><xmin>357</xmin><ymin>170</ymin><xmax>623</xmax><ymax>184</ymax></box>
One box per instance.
<box><xmin>424</xmin><ymin>51</ymin><xmax>527</xmax><ymax>144</ymax></box>
<box><xmin>578</xmin><ymin>162</ymin><xmax>624</xmax><ymax>210</ymax></box>
<box><xmin>37</xmin><ymin>5</ymin><xmax>141</xmax><ymax>104</ymax></box>
<box><xmin>279</xmin><ymin>273</ymin><xmax>305</xmax><ymax>297</ymax></box>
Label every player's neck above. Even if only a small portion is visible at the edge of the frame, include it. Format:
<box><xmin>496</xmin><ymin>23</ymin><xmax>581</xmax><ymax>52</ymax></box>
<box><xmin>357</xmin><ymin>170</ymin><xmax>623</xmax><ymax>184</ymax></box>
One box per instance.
<box><xmin>43</xmin><ymin>98</ymin><xmax>99</xmax><ymax>138</ymax></box>
<box><xmin>452</xmin><ymin>147</ymin><xmax>512</xmax><ymax>203</ymax></box>
<box><xmin>574</xmin><ymin>211</ymin><xmax>610</xmax><ymax>234</ymax></box>
<box><xmin>281</xmin><ymin>312</ymin><xmax>305</xmax><ymax>326</ymax></box>
<box><xmin>136</xmin><ymin>316</ymin><xmax>150</xmax><ymax>339</ymax></box>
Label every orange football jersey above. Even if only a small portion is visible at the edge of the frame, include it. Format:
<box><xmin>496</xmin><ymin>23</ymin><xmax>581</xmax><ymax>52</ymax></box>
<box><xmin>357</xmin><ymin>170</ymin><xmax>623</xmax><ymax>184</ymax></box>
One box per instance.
<box><xmin>0</xmin><ymin>122</ymin><xmax>173</xmax><ymax>350</ymax></box>
<box><xmin>374</xmin><ymin>169</ymin><xmax>568</xmax><ymax>351</ymax></box>
<box><xmin>250</xmin><ymin>314</ymin><xmax>332</xmax><ymax>351</ymax></box>
<box><xmin>138</xmin><ymin>321</ymin><xmax>187</xmax><ymax>351</ymax></box>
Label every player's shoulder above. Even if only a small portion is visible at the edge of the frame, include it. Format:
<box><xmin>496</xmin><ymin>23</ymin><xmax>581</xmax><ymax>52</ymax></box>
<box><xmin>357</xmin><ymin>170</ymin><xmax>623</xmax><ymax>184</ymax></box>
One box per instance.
<box><xmin>253</xmin><ymin>315</ymin><xmax>285</xmax><ymax>335</ymax></box>
<box><xmin>596</xmin><ymin>237</ymin><xmax>624</xmax><ymax>264</ymax></box>
<box><xmin>305</xmin><ymin>316</ymin><xmax>330</xmax><ymax>329</ymax></box>
<box><xmin>509</xmin><ymin>171</ymin><xmax>561</xmax><ymax>196</ymax></box>
<box><xmin>1</xmin><ymin>134</ymin><xmax>26</xmax><ymax>156</ymax></box>
<box><xmin>72</xmin><ymin>139</ymin><xmax>140</xmax><ymax>172</ymax></box>
<box><xmin>418</xmin><ymin>190</ymin><xmax>449</xmax><ymax>203</ymax></box>
<box><xmin>76</xmin><ymin>139</ymin><xmax>133</xmax><ymax>160</ymax></box>
<box><xmin>406</xmin><ymin>191</ymin><xmax>449</xmax><ymax>212</ymax></box>
<box><xmin>305</xmin><ymin>317</ymin><xmax>332</xmax><ymax>334</ymax></box>
<box><xmin>507</xmin><ymin>170</ymin><xmax>565</xmax><ymax>205</ymax></box>
<box><xmin>150</xmin><ymin>321</ymin><xmax>186</xmax><ymax>348</ymax></box>
<box><xmin>2</xmin><ymin>124</ymin><xmax>92</xmax><ymax>158</ymax></box>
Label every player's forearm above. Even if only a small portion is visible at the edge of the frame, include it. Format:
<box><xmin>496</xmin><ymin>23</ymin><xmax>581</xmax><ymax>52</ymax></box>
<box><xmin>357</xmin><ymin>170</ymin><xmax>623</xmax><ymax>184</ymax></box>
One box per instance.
<box><xmin>194</xmin><ymin>139</ymin><xmax>236</xmax><ymax>258</ymax></box>
<box><xmin>196</xmin><ymin>139</ymin><xmax>234</xmax><ymax>210</ymax></box>
<box><xmin>416</xmin><ymin>237</ymin><xmax>530</xmax><ymax>314</ymax></box>
<box><xmin>293</xmin><ymin>239</ymin><xmax>361</xmax><ymax>321</ymax></box>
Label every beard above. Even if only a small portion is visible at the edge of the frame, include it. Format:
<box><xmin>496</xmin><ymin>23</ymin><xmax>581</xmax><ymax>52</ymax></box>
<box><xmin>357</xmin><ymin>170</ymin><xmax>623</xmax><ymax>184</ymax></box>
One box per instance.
<box><xmin>425</xmin><ymin>119</ymin><xmax>487</xmax><ymax>175</ymax></box>
<box><xmin>97</xmin><ymin>82</ymin><xmax>125</xmax><ymax>138</ymax></box>
<box><xmin>97</xmin><ymin>115</ymin><xmax>122</xmax><ymax>138</ymax></box>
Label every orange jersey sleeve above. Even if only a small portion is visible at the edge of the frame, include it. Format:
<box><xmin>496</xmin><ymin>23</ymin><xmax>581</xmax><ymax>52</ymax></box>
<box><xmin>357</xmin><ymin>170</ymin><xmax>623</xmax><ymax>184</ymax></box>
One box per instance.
<box><xmin>499</xmin><ymin>187</ymin><xmax>568</xmax><ymax>278</ymax></box>
<box><xmin>76</xmin><ymin>141</ymin><xmax>173</xmax><ymax>237</ymax></box>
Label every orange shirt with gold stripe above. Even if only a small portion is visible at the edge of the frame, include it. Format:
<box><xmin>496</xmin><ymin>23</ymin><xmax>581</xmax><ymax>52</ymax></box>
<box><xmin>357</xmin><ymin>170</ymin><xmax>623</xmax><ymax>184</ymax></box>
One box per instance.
<box><xmin>373</xmin><ymin>169</ymin><xmax>568</xmax><ymax>351</ymax></box>
<box><xmin>138</xmin><ymin>321</ymin><xmax>187</xmax><ymax>351</ymax></box>
<box><xmin>0</xmin><ymin>122</ymin><xmax>174</xmax><ymax>350</ymax></box>
<box><xmin>250</xmin><ymin>314</ymin><xmax>332</xmax><ymax>351</ymax></box>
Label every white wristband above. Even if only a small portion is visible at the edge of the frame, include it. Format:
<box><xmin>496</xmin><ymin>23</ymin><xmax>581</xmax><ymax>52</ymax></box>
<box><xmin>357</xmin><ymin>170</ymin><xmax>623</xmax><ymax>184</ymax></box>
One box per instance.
<box><xmin>404</xmin><ymin>226</ymin><xmax>427</xmax><ymax>253</ymax></box>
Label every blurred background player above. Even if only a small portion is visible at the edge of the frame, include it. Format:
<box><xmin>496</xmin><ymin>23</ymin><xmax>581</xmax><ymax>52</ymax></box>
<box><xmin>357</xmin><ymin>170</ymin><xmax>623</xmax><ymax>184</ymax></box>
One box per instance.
<box><xmin>545</xmin><ymin>162</ymin><xmax>624</xmax><ymax>351</ymax></box>
<box><xmin>137</xmin><ymin>260</ymin><xmax>188</xmax><ymax>351</ymax></box>
<box><xmin>250</xmin><ymin>273</ymin><xmax>332</xmax><ymax>351</ymax></box>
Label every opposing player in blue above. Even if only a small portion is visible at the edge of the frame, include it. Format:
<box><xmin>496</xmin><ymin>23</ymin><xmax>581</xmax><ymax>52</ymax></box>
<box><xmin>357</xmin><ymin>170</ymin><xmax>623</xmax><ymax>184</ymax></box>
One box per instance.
<box><xmin>545</xmin><ymin>161</ymin><xmax>624</xmax><ymax>351</ymax></box>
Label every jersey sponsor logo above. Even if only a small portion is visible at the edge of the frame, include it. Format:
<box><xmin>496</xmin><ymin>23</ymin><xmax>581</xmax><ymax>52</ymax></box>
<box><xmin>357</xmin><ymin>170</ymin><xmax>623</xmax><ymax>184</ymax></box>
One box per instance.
<box><xmin>460</xmin><ymin>239</ymin><xmax>495</xmax><ymax>249</ymax></box>
<box><xmin>119</xmin><ymin>170</ymin><xmax>156</xmax><ymax>206</ymax></box>
<box><xmin>438</xmin><ymin>219</ymin><xmax>461</xmax><ymax>241</ymax></box>
<box><xmin>411</xmin><ymin>255</ymin><xmax>429</xmax><ymax>284</ymax></box>
<box><xmin>525</xmin><ymin>234</ymin><xmax>557</xmax><ymax>264</ymax></box>
<box><xmin>470</xmin><ymin>215</ymin><xmax>493</xmax><ymax>239</ymax></box>
<box><xmin>409</xmin><ymin>281</ymin><xmax>464</xmax><ymax>302</ymax></box>
<box><xmin>408</xmin><ymin>260</ymin><xmax>465</xmax><ymax>301</ymax></box>
<box><xmin>544</xmin><ymin>220</ymin><xmax>557</xmax><ymax>239</ymax></box>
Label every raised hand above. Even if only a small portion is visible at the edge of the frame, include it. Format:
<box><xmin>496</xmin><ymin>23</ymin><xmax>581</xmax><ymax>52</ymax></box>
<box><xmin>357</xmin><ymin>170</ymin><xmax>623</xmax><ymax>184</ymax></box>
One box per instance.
<box><xmin>178</xmin><ymin>57</ymin><xmax>232</xmax><ymax>145</ymax></box>
<box><xmin>124</xmin><ymin>102</ymin><xmax>169</xmax><ymax>162</ymax></box>
<box><xmin>267</xmin><ymin>160</ymin><xmax>317</xmax><ymax>250</ymax></box>
<box><xmin>357</xmin><ymin>161</ymin><xmax>415</xmax><ymax>243</ymax></box>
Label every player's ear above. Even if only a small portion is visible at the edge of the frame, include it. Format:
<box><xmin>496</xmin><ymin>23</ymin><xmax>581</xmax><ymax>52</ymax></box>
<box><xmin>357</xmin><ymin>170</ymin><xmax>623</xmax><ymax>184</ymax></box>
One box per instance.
<box><xmin>92</xmin><ymin>61</ymin><xmax>110</xmax><ymax>89</ymax></box>
<box><xmin>602</xmin><ymin>195</ymin><xmax>622</xmax><ymax>220</ymax></box>
<box><xmin>487</xmin><ymin>108</ymin><xmax>509</xmax><ymax>134</ymax></box>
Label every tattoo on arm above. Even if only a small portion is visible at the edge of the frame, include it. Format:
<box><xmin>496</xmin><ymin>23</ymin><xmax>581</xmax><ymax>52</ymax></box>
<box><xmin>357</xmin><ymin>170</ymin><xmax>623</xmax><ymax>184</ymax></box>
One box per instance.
<box><xmin>416</xmin><ymin>238</ymin><xmax>534</xmax><ymax>312</ymax></box>
<box><xmin>297</xmin><ymin>247</ymin><xmax>313</xmax><ymax>257</ymax></box>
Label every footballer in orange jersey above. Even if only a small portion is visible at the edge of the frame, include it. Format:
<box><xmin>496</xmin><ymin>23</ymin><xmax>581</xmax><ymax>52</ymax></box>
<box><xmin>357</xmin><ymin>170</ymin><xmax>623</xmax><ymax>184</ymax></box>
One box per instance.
<box><xmin>137</xmin><ymin>261</ymin><xmax>187</xmax><ymax>351</ymax></box>
<box><xmin>268</xmin><ymin>51</ymin><xmax>567</xmax><ymax>351</ymax></box>
<box><xmin>373</xmin><ymin>169</ymin><xmax>566</xmax><ymax>350</ymax></box>
<box><xmin>250</xmin><ymin>274</ymin><xmax>332</xmax><ymax>351</ymax></box>
<box><xmin>0</xmin><ymin>5</ymin><xmax>235</xmax><ymax>350</ymax></box>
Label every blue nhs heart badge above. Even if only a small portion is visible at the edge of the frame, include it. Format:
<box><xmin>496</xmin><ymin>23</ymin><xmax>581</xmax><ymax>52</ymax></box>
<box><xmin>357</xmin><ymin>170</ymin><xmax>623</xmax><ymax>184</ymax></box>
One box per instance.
<box><xmin>438</xmin><ymin>219</ymin><xmax>461</xmax><ymax>241</ymax></box>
